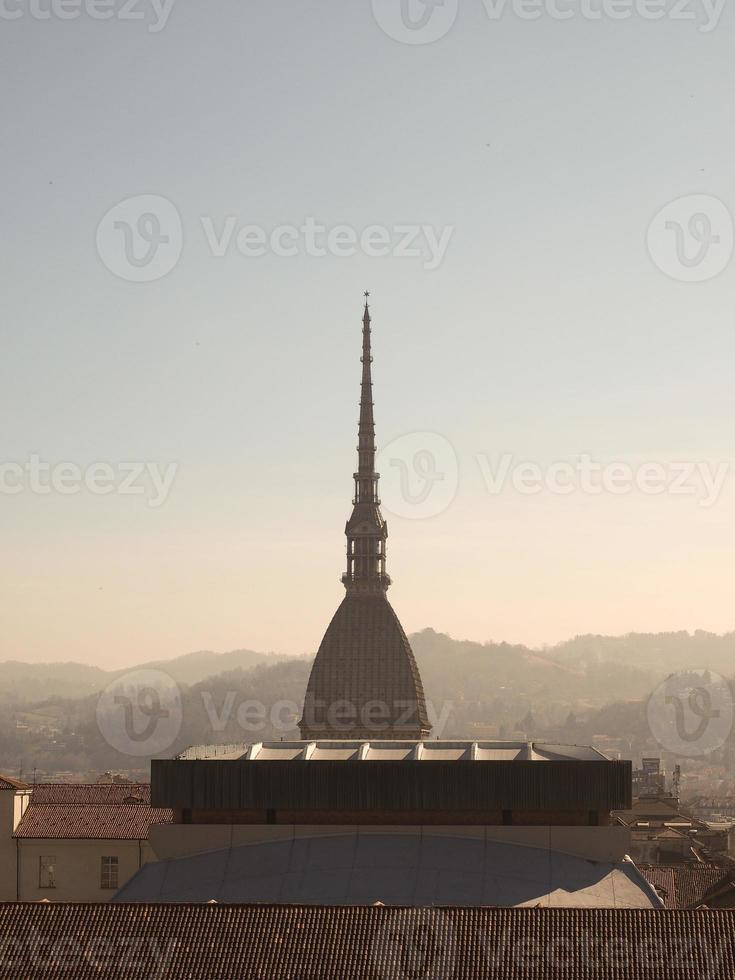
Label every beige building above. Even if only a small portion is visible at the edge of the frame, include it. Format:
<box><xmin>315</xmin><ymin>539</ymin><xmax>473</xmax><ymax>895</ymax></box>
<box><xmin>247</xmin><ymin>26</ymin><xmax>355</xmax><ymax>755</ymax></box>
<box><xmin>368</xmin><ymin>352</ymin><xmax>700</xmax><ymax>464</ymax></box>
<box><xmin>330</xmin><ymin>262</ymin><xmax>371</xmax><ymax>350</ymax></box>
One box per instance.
<box><xmin>0</xmin><ymin>778</ymin><xmax>171</xmax><ymax>901</ymax></box>
<box><xmin>0</xmin><ymin>775</ymin><xmax>31</xmax><ymax>901</ymax></box>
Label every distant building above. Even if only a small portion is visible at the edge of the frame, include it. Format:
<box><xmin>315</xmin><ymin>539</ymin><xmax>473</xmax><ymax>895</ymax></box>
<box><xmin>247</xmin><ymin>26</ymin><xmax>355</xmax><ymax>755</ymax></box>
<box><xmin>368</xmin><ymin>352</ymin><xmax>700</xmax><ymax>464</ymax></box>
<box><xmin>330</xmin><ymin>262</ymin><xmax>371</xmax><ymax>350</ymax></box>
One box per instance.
<box><xmin>103</xmin><ymin>738</ymin><xmax>657</xmax><ymax>907</ymax></box>
<box><xmin>0</xmin><ymin>779</ymin><xmax>172</xmax><ymax>901</ymax></box>
<box><xmin>113</xmin><ymin>298</ymin><xmax>656</xmax><ymax>910</ymax></box>
<box><xmin>632</xmin><ymin>758</ymin><xmax>667</xmax><ymax>797</ymax></box>
<box><xmin>299</xmin><ymin>298</ymin><xmax>430</xmax><ymax>740</ymax></box>
<box><xmin>639</xmin><ymin>864</ymin><xmax>735</xmax><ymax>909</ymax></box>
<box><xmin>614</xmin><ymin>795</ymin><xmax>730</xmax><ymax>865</ymax></box>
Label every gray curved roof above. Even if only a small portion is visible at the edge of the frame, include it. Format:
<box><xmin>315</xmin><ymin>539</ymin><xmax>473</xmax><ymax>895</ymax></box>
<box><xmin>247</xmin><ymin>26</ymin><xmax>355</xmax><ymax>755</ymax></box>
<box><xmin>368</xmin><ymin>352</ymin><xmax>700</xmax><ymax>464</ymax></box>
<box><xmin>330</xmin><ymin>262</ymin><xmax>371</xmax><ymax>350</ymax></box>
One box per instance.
<box><xmin>114</xmin><ymin>832</ymin><xmax>661</xmax><ymax>908</ymax></box>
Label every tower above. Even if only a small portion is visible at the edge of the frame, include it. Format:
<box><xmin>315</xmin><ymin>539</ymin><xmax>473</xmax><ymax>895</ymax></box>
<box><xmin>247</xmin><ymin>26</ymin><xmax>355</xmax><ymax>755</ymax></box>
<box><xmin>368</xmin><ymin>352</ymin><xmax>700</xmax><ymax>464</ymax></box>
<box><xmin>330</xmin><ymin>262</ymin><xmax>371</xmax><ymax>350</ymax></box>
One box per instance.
<box><xmin>299</xmin><ymin>296</ymin><xmax>430</xmax><ymax>740</ymax></box>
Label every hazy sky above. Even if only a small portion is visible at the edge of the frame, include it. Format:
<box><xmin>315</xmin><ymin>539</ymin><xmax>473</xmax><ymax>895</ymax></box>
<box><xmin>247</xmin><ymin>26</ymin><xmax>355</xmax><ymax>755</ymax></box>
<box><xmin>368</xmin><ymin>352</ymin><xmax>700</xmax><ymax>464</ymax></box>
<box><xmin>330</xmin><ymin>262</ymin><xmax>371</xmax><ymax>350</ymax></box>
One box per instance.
<box><xmin>2</xmin><ymin>1</ymin><xmax>735</xmax><ymax>667</ymax></box>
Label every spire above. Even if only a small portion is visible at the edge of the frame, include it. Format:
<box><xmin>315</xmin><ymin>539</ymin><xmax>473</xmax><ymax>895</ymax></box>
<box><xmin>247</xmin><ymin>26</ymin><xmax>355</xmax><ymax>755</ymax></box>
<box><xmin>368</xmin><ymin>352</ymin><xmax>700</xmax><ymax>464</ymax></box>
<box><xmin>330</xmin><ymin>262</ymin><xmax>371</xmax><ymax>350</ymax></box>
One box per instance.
<box><xmin>299</xmin><ymin>294</ymin><xmax>431</xmax><ymax>741</ymax></box>
<box><xmin>358</xmin><ymin>292</ymin><xmax>376</xmax><ymax>490</ymax></box>
<box><xmin>341</xmin><ymin>294</ymin><xmax>390</xmax><ymax>595</ymax></box>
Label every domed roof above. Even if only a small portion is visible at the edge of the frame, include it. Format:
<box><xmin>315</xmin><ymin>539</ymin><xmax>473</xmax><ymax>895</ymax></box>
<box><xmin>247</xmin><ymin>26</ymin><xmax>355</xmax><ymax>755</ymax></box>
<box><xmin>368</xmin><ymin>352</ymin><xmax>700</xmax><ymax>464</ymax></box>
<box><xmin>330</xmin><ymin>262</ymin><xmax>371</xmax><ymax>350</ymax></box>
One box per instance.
<box><xmin>300</xmin><ymin>594</ymin><xmax>430</xmax><ymax>740</ymax></box>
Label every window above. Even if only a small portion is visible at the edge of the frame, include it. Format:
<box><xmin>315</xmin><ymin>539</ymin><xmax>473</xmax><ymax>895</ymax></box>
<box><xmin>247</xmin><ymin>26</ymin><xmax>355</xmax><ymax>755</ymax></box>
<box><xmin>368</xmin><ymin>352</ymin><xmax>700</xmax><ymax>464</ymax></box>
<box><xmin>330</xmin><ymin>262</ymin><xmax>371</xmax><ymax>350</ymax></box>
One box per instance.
<box><xmin>100</xmin><ymin>855</ymin><xmax>119</xmax><ymax>890</ymax></box>
<box><xmin>39</xmin><ymin>855</ymin><xmax>56</xmax><ymax>889</ymax></box>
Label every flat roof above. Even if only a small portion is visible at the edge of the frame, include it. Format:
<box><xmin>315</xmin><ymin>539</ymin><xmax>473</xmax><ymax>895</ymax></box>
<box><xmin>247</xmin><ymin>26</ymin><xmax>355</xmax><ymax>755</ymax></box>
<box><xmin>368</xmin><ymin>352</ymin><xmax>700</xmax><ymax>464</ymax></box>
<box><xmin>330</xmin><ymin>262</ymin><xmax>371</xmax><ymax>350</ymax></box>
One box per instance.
<box><xmin>175</xmin><ymin>740</ymin><xmax>609</xmax><ymax>763</ymax></box>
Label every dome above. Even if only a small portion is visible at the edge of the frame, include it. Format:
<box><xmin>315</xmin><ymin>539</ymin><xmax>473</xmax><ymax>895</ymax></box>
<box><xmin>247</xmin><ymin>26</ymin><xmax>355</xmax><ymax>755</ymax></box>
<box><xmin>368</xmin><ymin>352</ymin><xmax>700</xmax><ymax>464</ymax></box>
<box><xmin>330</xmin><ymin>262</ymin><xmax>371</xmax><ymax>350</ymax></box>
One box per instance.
<box><xmin>300</xmin><ymin>594</ymin><xmax>430</xmax><ymax>739</ymax></box>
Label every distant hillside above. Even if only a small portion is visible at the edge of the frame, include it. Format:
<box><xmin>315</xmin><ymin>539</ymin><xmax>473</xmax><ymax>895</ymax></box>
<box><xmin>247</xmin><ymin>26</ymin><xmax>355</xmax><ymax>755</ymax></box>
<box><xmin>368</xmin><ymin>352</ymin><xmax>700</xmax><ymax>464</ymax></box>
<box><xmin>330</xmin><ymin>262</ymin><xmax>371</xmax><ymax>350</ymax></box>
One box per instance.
<box><xmin>0</xmin><ymin>649</ymin><xmax>281</xmax><ymax>703</ymax></box>
<box><xmin>0</xmin><ymin>661</ymin><xmax>109</xmax><ymax>702</ymax></box>
<box><xmin>135</xmin><ymin>649</ymin><xmax>285</xmax><ymax>687</ymax></box>
<box><xmin>549</xmin><ymin>631</ymin><xmax>735</xmax><ymax>677</ymax></box>
<box><xmin>0</xmin><ymin>659</ymin><xmax>312</xmax><ymax>778</ymax></box>
<box><xmin>3</xmin><ymin>628</ymin><xmax>730</xmax><ymax>706</ymax></box>
<box><xmin>2</xmin><ymin>628</ymin><xmax>734</xmax><ymax>778</ymax></box>
<box><xmin>410</xmin><ymin>628</ymin><xmax>658</xmax><ymax>709</ymax></box>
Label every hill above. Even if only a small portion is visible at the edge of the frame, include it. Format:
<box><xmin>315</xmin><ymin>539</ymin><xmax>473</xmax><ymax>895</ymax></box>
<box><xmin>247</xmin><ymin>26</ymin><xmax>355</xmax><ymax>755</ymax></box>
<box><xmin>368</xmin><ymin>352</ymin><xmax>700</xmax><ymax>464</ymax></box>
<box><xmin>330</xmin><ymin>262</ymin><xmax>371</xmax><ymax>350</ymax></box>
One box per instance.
<box><xmin>0</xmin><ymin>649</ymin><xmax>282</xmax><ymax>704</ymax></box>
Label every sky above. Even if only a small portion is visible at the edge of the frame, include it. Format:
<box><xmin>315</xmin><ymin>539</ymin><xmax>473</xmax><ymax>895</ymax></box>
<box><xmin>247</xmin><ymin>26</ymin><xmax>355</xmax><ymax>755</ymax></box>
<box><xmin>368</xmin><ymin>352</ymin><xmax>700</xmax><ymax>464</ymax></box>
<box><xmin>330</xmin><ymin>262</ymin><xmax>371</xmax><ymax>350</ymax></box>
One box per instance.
<box><xmin>1</xmin><ymin>0</ymin><xmax>735</xmax><ymax>668</ymax></box>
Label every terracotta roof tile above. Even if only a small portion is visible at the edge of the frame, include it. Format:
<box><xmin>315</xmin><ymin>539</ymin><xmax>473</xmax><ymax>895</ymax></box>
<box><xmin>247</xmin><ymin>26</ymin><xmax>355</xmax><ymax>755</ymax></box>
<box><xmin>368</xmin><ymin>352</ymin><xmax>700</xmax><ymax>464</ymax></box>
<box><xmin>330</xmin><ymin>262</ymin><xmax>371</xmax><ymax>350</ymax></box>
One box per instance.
<box><xmin>13</xmin><ymin>804</ymin><xmax>173</xmax><ymax>839</ymax></box>
<box><xmin>0</xmin><ymin>774</ymin><xmax>29</xmax><ymax>790</ymax></box>
<box><xmin>639</xmin><ymin>865</ymin><xmax>729</xmax><ymax>909</ymax></box>
<box><xmin>0</xmin><ymin>905</ymin><xmax>734</xmax><ymax>978</ymax></box>
<box><xmin>30</xmin><ymin>783</ymin><xmax>151</xmax><ymax>804</ymax></box>
<box><xmin>13</xmin><ymin>784</ymin><xmax>171</xmax><ymax>840</ymax></box>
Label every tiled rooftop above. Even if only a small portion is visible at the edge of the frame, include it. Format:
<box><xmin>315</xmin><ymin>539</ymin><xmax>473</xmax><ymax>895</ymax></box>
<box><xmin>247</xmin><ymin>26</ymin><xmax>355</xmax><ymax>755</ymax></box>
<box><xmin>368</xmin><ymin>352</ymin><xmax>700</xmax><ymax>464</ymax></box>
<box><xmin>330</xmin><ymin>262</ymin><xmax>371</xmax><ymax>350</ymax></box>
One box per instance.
<box><xmin>13</xmin><ymin>783</ymin><xmax>172</xmax><ymax>840</ymax></box>
<box><xmin>0</xmin><ymin>774</ymin><xmax>30</xmax><ymax>790</ymax></box>
<box><xmin>639</xmin><ymin>865</ymin><xmax>732</xmax><ymax>909</ymax></box>
<box><xmin>0</xmin><ymin>904</ymin><xmax>733</xmax><ymax>979</ymax></box>
<box><xmin>29</xmin><ymin>783</ymin><xmax>151</xmax><ymax>805</ymax></box>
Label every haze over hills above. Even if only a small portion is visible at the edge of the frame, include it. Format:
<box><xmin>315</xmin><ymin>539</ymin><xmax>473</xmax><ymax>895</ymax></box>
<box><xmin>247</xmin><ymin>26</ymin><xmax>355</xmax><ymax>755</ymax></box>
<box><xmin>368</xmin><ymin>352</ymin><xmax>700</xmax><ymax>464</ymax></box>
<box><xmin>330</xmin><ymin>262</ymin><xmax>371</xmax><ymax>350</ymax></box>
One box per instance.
<box><xmin>3</xmin><ymin>628</ymin><xmax>734</xmax><ymax>705</ymax></box>
<box><xmin>550</xmin><ymin>630</ymin><xmax>735</xmax><ymax>677</ymax></box>
<box><xmin>0</xmin><ymin>649</ymin><xmax>284</xmax><ymax>703</ymax></box>
<box><xmin>1</xmin><ymin>628</ymin><xmax>734</xmax><ymax>789</ymax></box>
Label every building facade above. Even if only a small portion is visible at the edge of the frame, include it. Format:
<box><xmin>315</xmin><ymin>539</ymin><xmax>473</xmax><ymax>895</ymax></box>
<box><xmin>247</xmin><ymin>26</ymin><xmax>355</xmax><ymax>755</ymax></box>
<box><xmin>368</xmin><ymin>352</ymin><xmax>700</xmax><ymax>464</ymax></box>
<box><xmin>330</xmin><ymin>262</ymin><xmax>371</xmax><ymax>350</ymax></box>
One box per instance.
<box><xmin>0</xmin><ymin>776</ymin><xmax>31</xmax><ymax>901</ymax></box>
<box><xmin>0</xmin><ymin>779</ymin><xmax>171</xmax><ymax>902</ymax></box>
